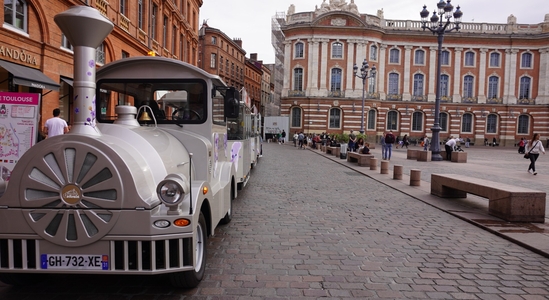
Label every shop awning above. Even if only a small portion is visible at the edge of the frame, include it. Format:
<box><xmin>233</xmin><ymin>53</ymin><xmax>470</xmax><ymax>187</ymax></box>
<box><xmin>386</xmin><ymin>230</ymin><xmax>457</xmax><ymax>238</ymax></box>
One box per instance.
<box><xmin>60</xmin><ymin>77</ymin><xmax>73</xmax><ymax>86</ymax></box>
<box><xmin>0</xmin><ymin>60</ymin><xmax>60</xmax><ymax>91</ymax></box>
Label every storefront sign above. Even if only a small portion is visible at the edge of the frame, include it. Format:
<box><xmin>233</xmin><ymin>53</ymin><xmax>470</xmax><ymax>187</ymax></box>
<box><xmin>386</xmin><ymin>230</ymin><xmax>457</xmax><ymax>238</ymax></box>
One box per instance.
<box><xmin>0</xmin><ymin>92</ymin><xmax>40</xmax><ymax>181</ymax></box>
<box><xmin>0</xmin><ymin>45</ymin><xmax>38</xmax><ymax>65</ymax></box>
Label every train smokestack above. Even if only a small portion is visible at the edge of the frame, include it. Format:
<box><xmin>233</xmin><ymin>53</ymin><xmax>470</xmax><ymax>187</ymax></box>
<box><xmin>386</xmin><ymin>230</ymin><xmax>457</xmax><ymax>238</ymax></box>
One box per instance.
<box><xmin>54</xmin><ymin>6</ymin><xmax>113</xmax><ymax>136</ymax></box>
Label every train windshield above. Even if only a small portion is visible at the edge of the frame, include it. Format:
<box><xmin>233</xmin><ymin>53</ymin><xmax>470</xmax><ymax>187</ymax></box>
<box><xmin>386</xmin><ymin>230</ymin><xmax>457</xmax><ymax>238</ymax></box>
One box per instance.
<box><xmin>96</xmin><ymin>79</ymin><xmax>209</xmax><ymax>125</ymax></box>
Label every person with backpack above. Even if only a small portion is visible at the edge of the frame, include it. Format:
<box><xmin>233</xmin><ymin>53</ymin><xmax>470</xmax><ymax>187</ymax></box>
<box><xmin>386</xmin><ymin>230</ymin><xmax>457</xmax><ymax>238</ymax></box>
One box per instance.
<box><xmin>518</xmin><ymin>137</ymin><xmax>525</xmax><ymax>154</ymax></box>
<box><xmin>385</xmin><ymin>130</ymin><xmax>396</xmax><ymax>160</ymax></box>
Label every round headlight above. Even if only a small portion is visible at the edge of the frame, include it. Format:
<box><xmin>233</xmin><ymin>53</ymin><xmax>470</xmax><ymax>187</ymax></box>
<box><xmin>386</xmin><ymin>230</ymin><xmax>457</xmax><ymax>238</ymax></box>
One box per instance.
<box><xmin>153</xmin><ymin>220</ymin><xmax>171</xmax><ymax>228</ymax></box>
<box><xmin>156</xmin><ymin>173</ymin><xmax>190</xmax><ymax>207</ymax></box>
<box><xmin>158</xmin><ymin>181</ymin><xmax>183</xmax><ymax>205</ymax></box>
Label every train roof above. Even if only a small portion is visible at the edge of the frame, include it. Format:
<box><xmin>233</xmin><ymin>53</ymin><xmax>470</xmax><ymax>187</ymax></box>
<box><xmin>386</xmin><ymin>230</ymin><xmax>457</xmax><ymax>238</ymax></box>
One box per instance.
<box><xmin>96</xmin><ymin>56</ymin><xmax>227</xmax><ymax>87</ymax></box>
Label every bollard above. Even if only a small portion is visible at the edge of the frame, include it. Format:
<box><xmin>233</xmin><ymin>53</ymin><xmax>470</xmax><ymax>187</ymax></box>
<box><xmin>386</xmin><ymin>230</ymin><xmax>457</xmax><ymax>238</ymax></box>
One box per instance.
<box><xmin>410</xmin><ymin>169</ymin><xmax>421</xmax><ymax>186</ymax></box>
<box><xmin>393</xmin><ymin>165</ymin><xmax>403</xmax><ymax>180</ymax></box>
<box><xmin>380</xmin><ymin>160</ymin><xmax>389</xmax><ymax>174</ymax></box>
<box><xmin>369</xmin><ymin>157</ymin><xmax>378</xmax><ymax>171</ymax></box>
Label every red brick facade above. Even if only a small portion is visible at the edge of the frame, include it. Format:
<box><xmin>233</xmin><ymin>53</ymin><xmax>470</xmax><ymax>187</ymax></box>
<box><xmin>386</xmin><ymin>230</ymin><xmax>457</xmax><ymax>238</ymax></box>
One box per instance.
<box><xmin>0</xmin><ymin>0</ymin><xmax>200</xmax><ymax>133</ymax></box>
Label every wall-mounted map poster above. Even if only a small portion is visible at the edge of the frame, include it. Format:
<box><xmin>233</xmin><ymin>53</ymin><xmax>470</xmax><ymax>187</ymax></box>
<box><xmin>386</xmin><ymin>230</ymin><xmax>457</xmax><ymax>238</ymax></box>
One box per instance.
<box><xmin>0</xmin><ymin>92</ymin><xmax>40</xmax><ymax>181</ymax></box>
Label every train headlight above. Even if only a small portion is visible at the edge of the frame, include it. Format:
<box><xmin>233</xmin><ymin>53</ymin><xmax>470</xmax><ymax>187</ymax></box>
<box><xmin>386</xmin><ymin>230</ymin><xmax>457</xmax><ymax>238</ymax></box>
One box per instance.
<box><xmin>156</xmin><ymin>173</ymin><xmax>190</xmax><ymax>208</ymax></box>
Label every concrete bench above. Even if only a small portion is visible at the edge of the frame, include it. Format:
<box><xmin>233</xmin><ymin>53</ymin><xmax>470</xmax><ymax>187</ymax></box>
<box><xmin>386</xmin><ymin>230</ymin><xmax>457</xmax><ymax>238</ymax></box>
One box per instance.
<box><xmin>347</xmin><ymin>152</ymin><xmax>374</xmax><ymax>166</ymax></box>
<box><xmin>417</xmin><ymin>150</ymin><xmax>431</xmax><ymax>161</ymax></box>
<box><xmin>326</xmin><ymin>146</ymin><xmax>340</xmax><ymax>157</ymax></box>
<box><xmin>407</xmin><ymin>149</ymin><xmax>418</xmax><ymax>159</ymax></box>
<box><xmin>431</xmin><ymin>173</ymin><xmax>546</xmax><ymax>223</ymax></box>
<box><xmin>451</xmin><ymin>151</ymin><xmax>467</xmax><ymax>163</ymax></box>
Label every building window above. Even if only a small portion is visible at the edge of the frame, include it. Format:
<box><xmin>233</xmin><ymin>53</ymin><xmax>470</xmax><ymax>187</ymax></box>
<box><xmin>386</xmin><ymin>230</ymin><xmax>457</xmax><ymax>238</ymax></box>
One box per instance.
<box><xmin>489</xmin><ymin>52</ymin><xmax>500</xmax><ymax>67</ymax></box>
<box><xmin>122</xmin><ymin>51</ymin><xmax>129</xmax><ymax>58</ymax></box>
<box><xmin>519</xmin><ymin>76</ymin><xmax>531</xmax><ymax>100</ymax></box>
<box><xmin>151</xmin><ymin>4</ymin><xmax>157</xmax><ymax>40</ymax></box>
<box><xmin>388</xmin><ymin>73</ymin><xmax>399</xmax><ymax>95</ymax></box>
<box><xmin>332</xmin><ymin>42</ymin><xmax>343</xmax><ymax>58</ymax></box>
<box><xmin>291</xmin><ymin>107</ymin><xmax>301</xmax><ymax>127</ymax></box>
<box><xmin>440</xmin><ymin>112</ymin><xmax>448</xmax><ymax>132</ymax></box>
<box><xmin>163</xmin><ymin>16</ymin><xmax>168</xmax><ymax>48</ymax></box>
<box><xmin>461</xmin><ymin>113</ymin><xmax>473</xmax><ymax>133</ymax></box>
<box><xmin>96</xmin><ymin>43</ymin><xmax>105</xmax><ymax>65</ymax></box>
<box><xmin>387</xmin><ymin>111</ymin><xmax>398</xmax><ymax>131</ymax></box>
<box><xmin>412</xmin><ymin>112</ymin><xmax>423</xmax><ymax>131</ymax></box>
<box><xmin>488</xmin><ymin>76</ymin><xmax>499</xmax><ymax>99</ymax></box>
<box><xmin>413</xmin><ymin>74</ymin><xmax>424</xmax><ymax>97</ymax></box>
<box><xmin>521</xmin><ymin>52</ymin><xmax>532</xmax><ymax>68</ymax></box>
<box><xmin>517</xmin><ymin>115</ymin><xmax>529</xmax><ymax>134</ymax></box>
<box><xmin>486</xmin><ymin>114</ymin><xmax>497</xmax><ymax>133</ymax></box>
<box><xmin>463</xmin><ymin>75</ymin><xmax>474</xmax><ymax>98</ymax></box>
<box><xmin>172</xmin><ymin>25</ymin><xmax>176</xmax><ymax>53</ymax></box>
<box><xmin>211</xmin><ymin>36</ymin><xmax>217</xmax><ymax>45</ymax></box>
<box><xmin>464</xmin><ymin>51</ymin><xmax>475</xmax><ymax>66</ymax></box>
<box><xmin>330</xmin><ymin>68</ymin><xmax>342</xmax><ymax>91</ymax></box>
<box><xmin>295</xmin><ymin>42</ymin><xmax>304</xmax><ymax>58</ymax></box>
<box><xmin>368</xmin><ymin>77</ymin><xmax>375</xmax><ymax>93</ymax></box>
<box><xmin>389</xmin><ymin>48</ymin><xmax>400</xmax><ymax>64</ymax></box>
<box><xmin>293</xmin><ymin>68</ymin><xmax>303</xmax><ymax>91</ymax></box>
<box><xmin>440</xmin><ymin>74</ymin><xmax>449</xmax><ymax>97</ymax></box>
<box><xmin>367</xmin><ymin>109</ymin><xmax>376</xmax><ymax>130</ymax></box>
<box><xmin>210</xmin><ymin>53</ymin><xmax>216</xmax><ymax>68</ymax></box>
<box><xmin>370</xmin><ymin>45</ymin><xmax>378</xmax><ymax>61</ymax></box>
<box><xmin>61</xmin><ymin>34</ymin><xmax>72</xmax><ymax>50</ymax></box>
<box><xmin>120</xmin><ymin>0</ymin><xmax>127</xmax><ymax>15</ymax></box>
<box><xmin>440</xmin><ymin>50</ymin><xmax>450</xmax><ymax>66</ymax></box>
<box><xmin>4</xmin><ymin>0</ymin><xmax>27</xmax><ymax>32</ymax></box>
<box><xmin>329</xmin><ymin>108</ymin><xmax>341</xmax><ymax>129</ymax></box>
<box><xmin>138</xmin><ymin>0</ymin><xmax>144</xmax><ymax>29</ymax></box>
<box><xmin>414</xmin><ymin>49</ymin><xmax>425</xmax><ymax>65</ymax></box>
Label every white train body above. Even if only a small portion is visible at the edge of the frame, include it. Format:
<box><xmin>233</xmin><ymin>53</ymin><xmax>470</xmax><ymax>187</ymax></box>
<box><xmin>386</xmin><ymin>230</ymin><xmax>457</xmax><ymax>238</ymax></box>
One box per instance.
<box><xmin>0</xmin><ymin>6</ymin><xmax>248</xmax><ymax>288</ymax></box>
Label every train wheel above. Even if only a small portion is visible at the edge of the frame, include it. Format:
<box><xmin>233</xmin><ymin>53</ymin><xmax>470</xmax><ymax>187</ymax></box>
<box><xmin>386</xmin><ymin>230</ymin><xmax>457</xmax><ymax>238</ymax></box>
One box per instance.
<box><xmin>169</xmin><ymin>212</ymin><xmax>207</xmax><ymax>288</ymax></box>
<box><xmin>220</xmin><ymin>184</ymin><xmax>234</xmax><ymax>225</ymax></box>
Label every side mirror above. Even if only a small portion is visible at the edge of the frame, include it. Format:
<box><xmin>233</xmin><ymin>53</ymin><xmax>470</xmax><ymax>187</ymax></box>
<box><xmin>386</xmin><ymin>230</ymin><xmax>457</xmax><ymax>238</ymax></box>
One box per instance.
<box><xmin>224</xmin><ymin>87</ymin><xmax>240</xmax><ymax>119</ymax></box>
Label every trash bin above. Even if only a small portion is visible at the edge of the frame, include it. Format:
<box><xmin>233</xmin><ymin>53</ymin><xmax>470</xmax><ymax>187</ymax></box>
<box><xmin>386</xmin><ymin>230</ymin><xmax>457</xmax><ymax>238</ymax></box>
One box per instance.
<box><xmin>340</xmin><ymin>143</ymin><xmax>348</xmax><ymax>159</ymax></box>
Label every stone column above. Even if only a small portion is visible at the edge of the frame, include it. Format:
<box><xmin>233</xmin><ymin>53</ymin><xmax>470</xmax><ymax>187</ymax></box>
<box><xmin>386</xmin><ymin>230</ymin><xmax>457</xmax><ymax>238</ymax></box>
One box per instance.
<box><xmin>537</xmin><ymin>48</ymin><xmax>549</xmax><ymax>104</ymax></box>
<box><xmin>378</xmin><ymin>44</ymin><xmax>387</xmax><ymax>99</ymax></box>
<box><xmin>504</xmin><ymin>49</ymin><xmax>518</xmax><ymax>104</ymax></box>
<box><xmin>282</xmin><ymin>41</ymin><xmax>292</xmax><ymax>97</ymax></box>
<box><xmin>478</xmin><ymin>48</ymin><xmax>488</xmax><ymax>103</ymax></box>
<box><xmin>319</xmin><ymin>39</ymin><xmax>329</xmax><ymax>96</ymax></box>
<box><xmin>452</xmin><ymin>47</ymin><xmax>463</xmax><ymax>102</ymax></box>
<box><xmin>403</xmin><ymin>45</ymin><xmax>412</xmax><ymax>101</ymax></box>
<box><xmin>428</xmin><ymin>46</ymin><xmax>437</xmax><ymax>101</ymax></box>
<box><xmin>355</xmin><ymin>41</ymin><xmax>367</xmax><ymax>97</ymax></box>
<box><xmin>310</xmin><ymin>39</ymin><xmax>320</xmax><ymax>96</ymax></box>
<box><xmin>346</xmin><ymin>40</ymin><xmax>356</xmax><ymax>93</ymax></box>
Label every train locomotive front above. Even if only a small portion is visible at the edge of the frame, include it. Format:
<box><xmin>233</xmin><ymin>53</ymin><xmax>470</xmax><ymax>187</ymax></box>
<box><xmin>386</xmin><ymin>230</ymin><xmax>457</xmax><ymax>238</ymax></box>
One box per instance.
<box><xmin>0</xmin><ymin>6</ymin><xmax>240</xmax><ymax>288</ymax></box>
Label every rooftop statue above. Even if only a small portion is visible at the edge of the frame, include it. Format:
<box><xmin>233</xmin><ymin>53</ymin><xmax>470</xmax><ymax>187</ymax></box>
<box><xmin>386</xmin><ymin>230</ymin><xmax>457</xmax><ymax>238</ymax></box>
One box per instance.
<box><xmin>314</xmin><ymin>0</ymin><xmax>360</xmax><ymax>17</ymax></box>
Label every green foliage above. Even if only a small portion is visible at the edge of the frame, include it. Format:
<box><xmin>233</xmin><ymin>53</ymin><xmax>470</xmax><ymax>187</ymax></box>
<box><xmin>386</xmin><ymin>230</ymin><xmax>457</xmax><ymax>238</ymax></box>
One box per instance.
<box><xmin>333</xmin><ymin>133</ymin><xmax>367</xmax><ymax>142</ymax></box>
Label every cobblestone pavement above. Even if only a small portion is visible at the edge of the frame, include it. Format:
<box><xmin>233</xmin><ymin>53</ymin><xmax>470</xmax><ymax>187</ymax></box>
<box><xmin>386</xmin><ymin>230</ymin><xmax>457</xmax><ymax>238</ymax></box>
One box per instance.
<box><xmin>1</xmin><ymin>142</ymin><xmax>549</xmax><ymax>299</ymax></box>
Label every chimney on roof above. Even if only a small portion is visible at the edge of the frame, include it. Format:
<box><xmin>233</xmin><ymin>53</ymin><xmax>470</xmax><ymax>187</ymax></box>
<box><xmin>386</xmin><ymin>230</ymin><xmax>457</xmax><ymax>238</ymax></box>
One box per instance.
<box><xmin>250</xmin><ymin>53</ymin><xmax>258</xmax><ymax>61</ymax></box>
<box><xmin>233</xmin><ymin>38</ymin><xmax>242</xmax><ymax>48</ymax></box>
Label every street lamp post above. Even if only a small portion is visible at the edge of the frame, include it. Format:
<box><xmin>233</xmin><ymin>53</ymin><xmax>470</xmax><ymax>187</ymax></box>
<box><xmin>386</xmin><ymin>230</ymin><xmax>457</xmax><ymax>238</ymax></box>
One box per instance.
<box><xmin>420</xmin><ymin>0</ymin><xmax>462</xmax><ymax>161</ymax></box>
<box><xmin>353</xmin><ymin>59</ymin><xmax>376</xmax><ymax>134</ymax></box>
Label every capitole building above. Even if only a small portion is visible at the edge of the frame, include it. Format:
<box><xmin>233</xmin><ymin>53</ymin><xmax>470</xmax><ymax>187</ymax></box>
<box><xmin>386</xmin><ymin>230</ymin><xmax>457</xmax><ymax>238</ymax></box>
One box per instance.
<box><xmin>273</xmin><ymin>0</ymin><xmax>549</xmax><ymax>146</ymax></box>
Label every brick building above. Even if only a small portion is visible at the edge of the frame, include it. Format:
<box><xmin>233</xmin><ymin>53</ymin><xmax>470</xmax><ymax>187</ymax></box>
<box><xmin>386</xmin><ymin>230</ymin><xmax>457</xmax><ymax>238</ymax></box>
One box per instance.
<box><xmin>273</xmin><ymin>2</ymin><xmax>549</xmax><ymax>146</ymax></box>
<box><xmin>0</xmin><ymin>0</ymin><xmax>201</xmax><ymax>134</ymax></box>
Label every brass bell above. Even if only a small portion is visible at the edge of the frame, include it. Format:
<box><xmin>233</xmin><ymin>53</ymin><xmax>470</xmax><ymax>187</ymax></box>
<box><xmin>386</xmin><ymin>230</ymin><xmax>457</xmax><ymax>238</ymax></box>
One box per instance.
<box><xmin>138</xmin><ymin>110</ymin><xmax>153</xmax><ymax>121</ymax></box>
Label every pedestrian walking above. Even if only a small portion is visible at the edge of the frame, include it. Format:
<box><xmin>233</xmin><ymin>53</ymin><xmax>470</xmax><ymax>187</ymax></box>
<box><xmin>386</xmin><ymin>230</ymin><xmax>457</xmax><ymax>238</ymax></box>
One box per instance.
<box><xmin>402</xmin><ymin>134</ymin><xmax>409</xmax><ymax>149</ymax></box>
<box><xmin>348</xmin><ymin>130</ymin><xmax>357</xmax><ymax>152</ymax></box>
<box><xmin>385</xmin><ymin>130</ymin><xmax>396</xmax><ymax>160</ymax></box>
<box><xmin>518</xmin><ymin>137</ymin><xmax>525</xmax><ymax>154</ymax></box>
<box><xmin>526</xmin><ymin>133</ymin><xmax>545</xmax><ymax>175</ymax></box>
<box><xmin>423</xmin><ymin>134</ymin><xmax>430</xmax><ymax>151</ymax></box>
<box><xmin>43</xmin><ymin>108</ymin><xmax>69</xmax><ymax>138</ymax></box>
<box><xmin>465</xmin><ymin>137</ymin><xmax>470</xmax><ymax>148</ymax></box>
<box><xmin>293</xmin><ymin>132</ymin><xmax>298</xmax><ymax>147</ymax></box>
<box><xmin>280</xmin><ymin>130</ymin><xmax>286</xmax><ymax>144</ymax></box>
<box><xmin>380</xmin><ymin>132</ymin><xmax>387</xmax><ymax>160</ymax></box>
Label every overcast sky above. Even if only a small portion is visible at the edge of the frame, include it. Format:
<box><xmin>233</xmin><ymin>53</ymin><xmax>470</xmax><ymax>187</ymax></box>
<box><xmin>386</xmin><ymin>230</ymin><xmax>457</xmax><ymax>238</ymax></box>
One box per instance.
<box><xmin>200</xmin><ymin>0</ymin><xmax>547</xmax><ymax>64</ymax></box>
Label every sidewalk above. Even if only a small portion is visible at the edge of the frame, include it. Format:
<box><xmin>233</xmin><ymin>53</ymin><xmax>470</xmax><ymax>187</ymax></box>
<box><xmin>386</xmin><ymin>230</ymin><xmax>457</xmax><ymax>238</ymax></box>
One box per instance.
<box><xmin>308</xmin><ymin>144</ymin><xmax>549</xmax><ymax>258</ymax></box>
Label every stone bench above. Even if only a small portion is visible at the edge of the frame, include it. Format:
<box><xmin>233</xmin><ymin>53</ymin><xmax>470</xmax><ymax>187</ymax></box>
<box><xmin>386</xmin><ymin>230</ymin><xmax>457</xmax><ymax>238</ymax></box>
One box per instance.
<box><xmin>326</xmin><ymin>146</ymin><xmax>340</xmax><ymax>157</ymax></box>
<box><xmin>417</xmin><ymin>150</ymin><xmax>431</xmax><ymax>161</ymax></box>
<box><xmin>451</xmin><ymin>151</ymin><xmax>467</xmax><ymax>163</ymax></box>
<box><xmin>347</xmin><ymin>152</ymin><xmax>374</xmax><ymax>166</ymax></box>
<box><xmin>431</xmin><ymin>173</ymin><xmax>546</xmax><ymax>223</ymax></box>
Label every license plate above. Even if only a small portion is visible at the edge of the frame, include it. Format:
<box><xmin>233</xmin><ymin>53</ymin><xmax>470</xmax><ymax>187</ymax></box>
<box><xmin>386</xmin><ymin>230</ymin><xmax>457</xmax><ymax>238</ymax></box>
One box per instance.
<box><xmin>40</xmin><ymin>254</ymin><xmax>109</xmax><ymax>270</ymax></box>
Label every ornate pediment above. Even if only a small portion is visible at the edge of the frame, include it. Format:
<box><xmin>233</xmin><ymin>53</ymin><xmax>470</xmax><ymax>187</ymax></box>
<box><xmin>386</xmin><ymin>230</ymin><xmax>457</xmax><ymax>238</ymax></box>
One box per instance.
<box><xmin>314</xmin><ymin>0</ymin><xmax>360</xmax><ymax>17</ymax></box>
